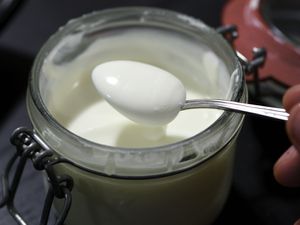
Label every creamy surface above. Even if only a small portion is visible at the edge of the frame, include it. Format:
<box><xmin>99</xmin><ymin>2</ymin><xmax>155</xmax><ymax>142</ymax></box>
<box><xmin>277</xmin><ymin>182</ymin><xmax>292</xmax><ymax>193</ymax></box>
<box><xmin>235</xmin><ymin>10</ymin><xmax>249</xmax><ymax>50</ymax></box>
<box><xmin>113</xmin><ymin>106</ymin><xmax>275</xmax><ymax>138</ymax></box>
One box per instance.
<box><xmin>67</xmin><ymin>91</ymin><xmax>218</xmax><ymax>148</ymax></box>
<box><xmin>92</xmin><ymin>60</ymin><xmax>186</xmax><ymax>125</ymax></box>
<box><xmin>42</xmin><ymin>27</ymin><xmax>230</xmax><ymax>148</ymax></box>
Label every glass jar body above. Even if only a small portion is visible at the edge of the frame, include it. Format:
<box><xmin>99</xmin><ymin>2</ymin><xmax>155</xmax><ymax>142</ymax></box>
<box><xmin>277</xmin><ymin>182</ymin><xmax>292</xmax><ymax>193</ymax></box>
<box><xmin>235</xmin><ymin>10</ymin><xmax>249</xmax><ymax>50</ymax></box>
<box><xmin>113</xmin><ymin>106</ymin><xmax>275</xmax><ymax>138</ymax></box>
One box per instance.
<box><xmin>27</xmin><ymin>7</ymin><xmax>246</xmax><ymax>225</ymax></box>
<box><xmin>53</xmin><ymin>140</ymin><xmax>236</xmax><ymax>225</ymax></box>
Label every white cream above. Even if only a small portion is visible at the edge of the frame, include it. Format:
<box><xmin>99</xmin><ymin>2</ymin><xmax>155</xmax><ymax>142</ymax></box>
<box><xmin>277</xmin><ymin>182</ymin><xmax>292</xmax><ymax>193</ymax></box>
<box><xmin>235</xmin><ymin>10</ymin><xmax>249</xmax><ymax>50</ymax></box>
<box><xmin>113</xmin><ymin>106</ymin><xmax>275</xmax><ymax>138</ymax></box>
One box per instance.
<box><xmin>44</xmin><ymin>28</ymin><xmax>229</xmax><ymax>148</ymax></box>
<box><xmin>91</xmin><ymin>60</ymin><xmax>186</xmax><ymax>125</ymax></box>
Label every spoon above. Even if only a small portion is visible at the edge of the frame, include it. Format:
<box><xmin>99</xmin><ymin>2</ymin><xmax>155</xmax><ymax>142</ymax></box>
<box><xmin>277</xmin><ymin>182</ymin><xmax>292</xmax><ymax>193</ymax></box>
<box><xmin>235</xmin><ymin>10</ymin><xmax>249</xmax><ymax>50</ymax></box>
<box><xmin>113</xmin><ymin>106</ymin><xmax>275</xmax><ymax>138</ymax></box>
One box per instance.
<box><xmin>182</xmin><ymin>99</ymin><xmax>288</xmax><ymax>121</ymax></box>
<box><xmin>92</xmin><ymin>60</ymin><xmax>289</xmax><ymax>125</ymax></box>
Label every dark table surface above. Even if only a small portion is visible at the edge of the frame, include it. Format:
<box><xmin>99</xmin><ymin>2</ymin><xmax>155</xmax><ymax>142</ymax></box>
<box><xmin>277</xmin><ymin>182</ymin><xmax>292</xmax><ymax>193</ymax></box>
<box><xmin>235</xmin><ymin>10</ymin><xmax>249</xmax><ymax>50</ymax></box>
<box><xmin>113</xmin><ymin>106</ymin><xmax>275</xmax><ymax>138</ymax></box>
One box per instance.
<box><xmin>0</xmin><ymin>1</ymin><xmax>299</xmax><ymax>225</ymax></box>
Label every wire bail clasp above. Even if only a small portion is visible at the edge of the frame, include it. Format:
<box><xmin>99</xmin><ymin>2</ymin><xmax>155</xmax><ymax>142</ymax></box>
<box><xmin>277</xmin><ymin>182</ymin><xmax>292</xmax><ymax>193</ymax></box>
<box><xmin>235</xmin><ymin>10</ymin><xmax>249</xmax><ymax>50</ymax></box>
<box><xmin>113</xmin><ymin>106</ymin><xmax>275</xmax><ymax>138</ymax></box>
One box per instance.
<box><xmin>217</xmin><ymin>24</ymin><xmax>267</xmax><ymax>98</ymax></box>
<box><xmin>0</xmin><ymin>127</ymin><xmax>73</xmax><ymax>225</ymax></box>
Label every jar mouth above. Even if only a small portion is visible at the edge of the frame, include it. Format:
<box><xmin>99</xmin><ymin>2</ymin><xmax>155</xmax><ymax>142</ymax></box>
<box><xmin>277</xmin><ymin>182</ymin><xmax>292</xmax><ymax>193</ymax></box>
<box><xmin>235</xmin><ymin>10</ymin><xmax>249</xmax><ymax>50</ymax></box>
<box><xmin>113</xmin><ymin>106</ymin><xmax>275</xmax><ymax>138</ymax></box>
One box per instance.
<box><xmin>28</xmin><ymin>7</ymin><xmax>246</xmax><ymax>176</ymax></box>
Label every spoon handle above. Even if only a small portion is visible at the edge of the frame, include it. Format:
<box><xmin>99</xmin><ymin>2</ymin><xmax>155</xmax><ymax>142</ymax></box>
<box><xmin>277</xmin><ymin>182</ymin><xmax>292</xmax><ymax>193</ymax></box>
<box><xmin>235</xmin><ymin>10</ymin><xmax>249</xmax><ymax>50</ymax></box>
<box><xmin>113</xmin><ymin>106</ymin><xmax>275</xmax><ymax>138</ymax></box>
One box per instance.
<box><xmin>182</xmin><ymin>99</ymin><xmax>289</xmax><ymax>121</ymax></box>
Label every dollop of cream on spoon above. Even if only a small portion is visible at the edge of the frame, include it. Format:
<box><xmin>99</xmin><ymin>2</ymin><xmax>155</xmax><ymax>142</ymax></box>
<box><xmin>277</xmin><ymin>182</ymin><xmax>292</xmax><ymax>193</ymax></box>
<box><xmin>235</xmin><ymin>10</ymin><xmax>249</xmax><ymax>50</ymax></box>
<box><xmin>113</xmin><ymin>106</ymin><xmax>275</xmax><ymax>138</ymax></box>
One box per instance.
<box><xmin>91</xmin><ymin>60</ymin><xmax>186</xmax><ymax>125</ymax></box>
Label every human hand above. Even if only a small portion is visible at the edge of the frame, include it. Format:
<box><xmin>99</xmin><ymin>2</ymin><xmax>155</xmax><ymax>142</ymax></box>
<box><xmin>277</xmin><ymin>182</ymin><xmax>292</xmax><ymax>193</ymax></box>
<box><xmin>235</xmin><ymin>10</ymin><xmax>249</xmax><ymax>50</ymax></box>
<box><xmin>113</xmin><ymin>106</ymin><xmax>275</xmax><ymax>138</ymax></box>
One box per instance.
<box><xmin>273</xmin><ymin>84</ymin><xmax>300</xmax><ymax>225</ymax></box>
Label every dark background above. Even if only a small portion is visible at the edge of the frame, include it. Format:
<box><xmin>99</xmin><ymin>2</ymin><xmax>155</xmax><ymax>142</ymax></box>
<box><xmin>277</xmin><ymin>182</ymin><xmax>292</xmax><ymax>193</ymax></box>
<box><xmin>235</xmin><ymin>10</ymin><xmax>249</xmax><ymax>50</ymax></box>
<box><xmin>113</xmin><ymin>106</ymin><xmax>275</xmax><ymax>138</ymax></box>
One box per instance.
<box><xmin>0</xmin><ymin>0</ymin><xmax>299</xmax><ymax>225</ymax></box>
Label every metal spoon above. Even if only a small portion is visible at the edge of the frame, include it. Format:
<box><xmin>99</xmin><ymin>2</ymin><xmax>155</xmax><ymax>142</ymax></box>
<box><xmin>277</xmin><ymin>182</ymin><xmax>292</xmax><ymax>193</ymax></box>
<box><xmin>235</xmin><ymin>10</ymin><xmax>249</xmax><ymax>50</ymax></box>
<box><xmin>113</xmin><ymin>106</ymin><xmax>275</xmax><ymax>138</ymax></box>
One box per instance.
<box><xmin>182</xmin><ymin>99</ymin><xmax>289</xmax><ymax>121</ymax></box>
<box><xmin>92</xmin><ymin>60</ymin><xmax>288</xmax><ymax>123</ymax></box>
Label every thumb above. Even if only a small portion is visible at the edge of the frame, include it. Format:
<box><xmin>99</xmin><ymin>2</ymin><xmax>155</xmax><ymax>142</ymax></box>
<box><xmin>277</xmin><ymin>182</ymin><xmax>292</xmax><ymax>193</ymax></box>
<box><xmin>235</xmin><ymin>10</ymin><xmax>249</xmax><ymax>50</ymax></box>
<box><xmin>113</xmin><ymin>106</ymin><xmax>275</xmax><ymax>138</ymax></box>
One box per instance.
<box><xmin>283</xmin><ymin>84</ymin><xmax>300</xmax><ymax>112</ymax></box>
<box><xmin>274</xmin><ymin>101</ymin><xmax>300</xmax><ymax>187</ymax></box>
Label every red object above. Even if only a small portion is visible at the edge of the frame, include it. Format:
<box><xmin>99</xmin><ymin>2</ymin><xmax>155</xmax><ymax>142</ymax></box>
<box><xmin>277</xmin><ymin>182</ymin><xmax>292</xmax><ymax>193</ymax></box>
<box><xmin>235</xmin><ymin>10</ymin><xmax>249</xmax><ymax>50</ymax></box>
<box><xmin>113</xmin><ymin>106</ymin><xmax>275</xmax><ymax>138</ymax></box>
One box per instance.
<box><xmin>222</xmin><ymin>0</ymin><xmax>300</xmax><ymax>87</ymax></box>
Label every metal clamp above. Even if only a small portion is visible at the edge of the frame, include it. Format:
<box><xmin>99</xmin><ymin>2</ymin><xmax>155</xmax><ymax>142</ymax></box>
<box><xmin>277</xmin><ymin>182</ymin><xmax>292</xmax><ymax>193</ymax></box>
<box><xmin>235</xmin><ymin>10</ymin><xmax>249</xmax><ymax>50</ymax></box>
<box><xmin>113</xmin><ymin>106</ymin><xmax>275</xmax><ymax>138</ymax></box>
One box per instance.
<box><xmin>217</xmin><ymin>24</ymin><xmax>267</xmax><ymax>98</ymax></box>
<box><xmin>0</xmin><ymin>127</ymin><xmax>73</xmax><ymax>225</ymax></box>
<box><xmin>216</xmin><ymin>24</ymin><xmax>238</xmax><ymax>44</ymax></box>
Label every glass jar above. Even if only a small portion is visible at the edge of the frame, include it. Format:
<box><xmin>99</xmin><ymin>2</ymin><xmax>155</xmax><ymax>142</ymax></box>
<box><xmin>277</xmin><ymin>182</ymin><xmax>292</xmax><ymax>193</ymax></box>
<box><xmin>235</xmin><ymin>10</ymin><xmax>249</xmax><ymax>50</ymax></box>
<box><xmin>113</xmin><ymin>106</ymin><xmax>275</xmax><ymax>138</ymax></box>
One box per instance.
<box><xmin>27</xmin><ymin>7</ymin><xmax>246</xmax><ymax>225</ymax></box>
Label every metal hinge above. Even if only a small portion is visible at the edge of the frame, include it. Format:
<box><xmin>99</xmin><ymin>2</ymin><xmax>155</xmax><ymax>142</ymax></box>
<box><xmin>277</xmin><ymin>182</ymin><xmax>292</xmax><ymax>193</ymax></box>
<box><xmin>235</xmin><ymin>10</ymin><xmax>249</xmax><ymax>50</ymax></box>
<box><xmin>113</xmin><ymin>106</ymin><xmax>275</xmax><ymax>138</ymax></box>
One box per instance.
<box><xmin>0</xmin><ymin>127</ymin><xmax>73</xmax><ymax>225</ymax></box>
<box><xmin>217</xmin><ymin>24</ymin><xmax>267</xmax><ymax>97</ymax></box>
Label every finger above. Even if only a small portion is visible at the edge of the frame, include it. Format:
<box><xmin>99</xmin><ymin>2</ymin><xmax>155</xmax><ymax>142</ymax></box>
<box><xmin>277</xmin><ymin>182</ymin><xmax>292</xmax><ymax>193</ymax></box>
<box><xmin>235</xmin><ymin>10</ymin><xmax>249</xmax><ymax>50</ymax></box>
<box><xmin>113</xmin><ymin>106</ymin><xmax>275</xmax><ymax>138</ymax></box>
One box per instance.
<box><xmin>286</xmin><ymin>104</ymin><xmax>300</xmax><ymax>151</ymax></box>
<box><xmin>283</xmin><ymin>84</ymin><xmax>300</xmax><ymax>112</ymax></box>
<box><xmin>273</xmin><ymin>145</ymin><xmax>300</xmax><ymax>187</ymax></box>
<box><xmin>294</xmin><ymin>218</ymin><xmax>300</xmax><ymax>225</ymax></box>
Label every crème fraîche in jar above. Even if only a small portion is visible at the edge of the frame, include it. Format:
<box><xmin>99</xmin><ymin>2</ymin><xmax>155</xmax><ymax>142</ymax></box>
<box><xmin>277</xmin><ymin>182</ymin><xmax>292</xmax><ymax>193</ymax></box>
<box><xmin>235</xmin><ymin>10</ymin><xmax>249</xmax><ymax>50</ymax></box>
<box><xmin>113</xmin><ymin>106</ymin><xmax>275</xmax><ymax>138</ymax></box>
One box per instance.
<box><xmin>27</xmin><ymin>7</ymin><xmax>246</xmax><ymax>225</ymax></box>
